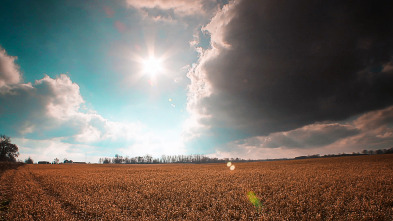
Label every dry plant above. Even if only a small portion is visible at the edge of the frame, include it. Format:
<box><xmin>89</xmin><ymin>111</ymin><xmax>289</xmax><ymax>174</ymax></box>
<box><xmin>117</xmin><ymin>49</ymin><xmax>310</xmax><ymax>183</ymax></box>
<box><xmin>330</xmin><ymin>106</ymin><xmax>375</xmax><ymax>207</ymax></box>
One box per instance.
<box><xmin>1</xmin><ymin>155</ymin><xmax>392</xmax><ymax>220</ymax></box>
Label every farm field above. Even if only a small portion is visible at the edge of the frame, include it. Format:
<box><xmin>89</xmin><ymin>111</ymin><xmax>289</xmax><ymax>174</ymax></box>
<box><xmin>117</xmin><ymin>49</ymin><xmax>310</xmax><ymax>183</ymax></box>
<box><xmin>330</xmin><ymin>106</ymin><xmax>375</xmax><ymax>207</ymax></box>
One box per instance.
<box><xmin>1</xmin><ymin>155</ymin><xmax>393</xmax><ymax>220</ymax></box>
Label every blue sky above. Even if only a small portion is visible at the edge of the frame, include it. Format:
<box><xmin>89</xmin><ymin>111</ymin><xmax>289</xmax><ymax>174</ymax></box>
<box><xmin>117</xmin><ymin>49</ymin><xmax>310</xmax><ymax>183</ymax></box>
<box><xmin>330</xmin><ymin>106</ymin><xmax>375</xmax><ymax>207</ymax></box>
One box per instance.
<box><xmin>1</xmin><ymin>0</ymin><xmax>393</xmax><ymax>162</ymax></box>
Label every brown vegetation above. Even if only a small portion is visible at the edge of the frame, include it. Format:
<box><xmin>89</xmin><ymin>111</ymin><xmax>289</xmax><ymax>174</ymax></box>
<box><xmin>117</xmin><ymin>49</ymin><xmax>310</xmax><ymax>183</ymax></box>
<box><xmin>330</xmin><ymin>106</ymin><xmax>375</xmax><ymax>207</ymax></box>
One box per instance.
<box><xmin>1</xmin><ymin>155</ymin><xmax>392</xmax><ymax>220</ymax></box>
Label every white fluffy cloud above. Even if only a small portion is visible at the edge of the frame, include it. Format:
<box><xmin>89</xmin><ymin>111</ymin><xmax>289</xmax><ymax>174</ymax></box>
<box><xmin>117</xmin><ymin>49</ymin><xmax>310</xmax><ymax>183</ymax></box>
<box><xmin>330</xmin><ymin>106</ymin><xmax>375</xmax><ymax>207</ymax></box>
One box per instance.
<box><xmin>0</xmin><ymin>45</ymin><xmax>144</xmax><ymax>144</ymax></box>
<box><xmin>126</xmin><ymin>0</ymin><xmax>226</xmax><ymax>24</ymax></box>
<box><xmin>126</xmin><ymin>0</ymin><xmax>225</xmax><ymax>16</ymax></box>
<box><xmin>0</xmin><ymin>47</ymin><xmax>167</xmax><ymax>161</ymax></box>
<box><xmin>127</xmin><ymin>0</ymin><xmax>204</xmax><ymax>16</ymax></box>
<box><xmin>0</xmin><ymin>72</ymin><xmax>145</xmax><ymax>143</ymax></box>
<box><xmin>0</xmin><ymin>47</ymin><xmax>21</xmax><ymax>87</ymax></box>
<box><xmin>0</xmin><ymin>46</ymin><xmax>191</xmax><ymax>162</ymax></box>
<box><xmin>35</xmin><ymin>74</ymin><xmax>84</xmax><ymax>119</ymax></box>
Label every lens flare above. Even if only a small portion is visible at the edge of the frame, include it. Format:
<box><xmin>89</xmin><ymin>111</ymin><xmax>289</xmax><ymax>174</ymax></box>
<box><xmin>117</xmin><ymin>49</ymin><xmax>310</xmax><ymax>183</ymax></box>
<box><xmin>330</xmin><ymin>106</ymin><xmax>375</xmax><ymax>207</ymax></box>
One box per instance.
<box><xmin>230</xmin><ymin>165</ymin><xmax>235</xmax><ymax>170</ymax></box>
<box><xmin>227</xmin><ymin>162</ymin><xmax>232</xmax><ymax>167</ymax></box>
<box><xmin>247</xmin><ymin>191</ymin><xmax>262</xmax><ymax>211</ymax></box>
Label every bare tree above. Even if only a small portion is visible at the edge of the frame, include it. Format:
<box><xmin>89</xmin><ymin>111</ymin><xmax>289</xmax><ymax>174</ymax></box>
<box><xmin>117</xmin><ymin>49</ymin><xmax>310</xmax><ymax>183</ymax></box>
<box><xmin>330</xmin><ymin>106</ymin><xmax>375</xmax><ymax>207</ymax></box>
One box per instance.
<box><xmin>144</xmin><ymin>154</ymin><xmax>152</xmax><ymax>163</ymax></box>
<box><xmin>53</xmin><ymin>158</ymin><xmax>59</xmax><ymax>164</ymax></box>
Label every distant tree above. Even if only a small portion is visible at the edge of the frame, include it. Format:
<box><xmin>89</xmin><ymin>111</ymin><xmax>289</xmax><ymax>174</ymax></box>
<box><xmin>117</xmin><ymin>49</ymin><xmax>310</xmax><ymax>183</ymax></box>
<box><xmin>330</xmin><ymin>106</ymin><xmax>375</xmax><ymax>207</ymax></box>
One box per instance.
<box><xmin>144</xmin><ymin>155</ymin><xmax>152</xmax><ymax>163</ymax></box>
<box><xmin>0</xmin><ymin>135</ymin><xmax>19</xmax><ymax>162</ymax></box>
<box><xmin>124</xmin><ymin>156</ymin><xmax>131</xmax><ymax>164</ymax></box>
<box><xmin>64</xmin><ymin>159</ymin><xmax>73</xmax><ymax>164</ymax></box>
<box><xmin>53</xmin><ymin>158</ymin><xmax>59</xmax><ymax>164</ymax></box>
<box><xmin>103</xmin><ymin>158</ymin><xmax>110</xmax><ymax>164</ymax></box>
<box><xmin>25</xmin><ymin>156</ymin><xmax>34</xmax><ymax>164</ymax></box>
<box><xmin>376</xmin><ymin>149</ymin><xmax>384</xmax><ymax>154</ymax></box>
<box><xmin>113</xmin><ymin>154</ymin><xmax>124</xmax><ymax>164</ymax></box>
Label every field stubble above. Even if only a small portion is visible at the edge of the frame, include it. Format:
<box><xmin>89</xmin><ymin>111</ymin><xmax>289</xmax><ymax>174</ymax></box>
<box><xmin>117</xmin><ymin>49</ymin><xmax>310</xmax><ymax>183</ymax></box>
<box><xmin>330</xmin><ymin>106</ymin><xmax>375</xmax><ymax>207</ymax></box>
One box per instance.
<box><xmin>1</xmin><ymin>155</ymin><xmax>392</xmax><ymax>220</ymax></box>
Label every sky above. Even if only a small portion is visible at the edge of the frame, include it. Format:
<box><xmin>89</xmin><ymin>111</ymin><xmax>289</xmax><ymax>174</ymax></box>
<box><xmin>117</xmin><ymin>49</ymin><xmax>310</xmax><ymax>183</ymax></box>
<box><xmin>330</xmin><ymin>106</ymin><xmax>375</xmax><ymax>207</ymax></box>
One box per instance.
<box><xmin>1</xmin><ymin>0</ymin><xmax>393</xmax><ymax>163</ymax></box>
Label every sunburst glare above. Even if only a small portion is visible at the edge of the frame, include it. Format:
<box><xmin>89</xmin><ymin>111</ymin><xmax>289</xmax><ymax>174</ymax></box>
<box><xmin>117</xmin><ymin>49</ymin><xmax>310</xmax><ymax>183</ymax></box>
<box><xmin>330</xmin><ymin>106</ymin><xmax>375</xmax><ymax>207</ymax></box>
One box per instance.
<box><xmin>143</xmin><ymin>56</ymin><xmax>163</xmax><ymax>76</ymax></box>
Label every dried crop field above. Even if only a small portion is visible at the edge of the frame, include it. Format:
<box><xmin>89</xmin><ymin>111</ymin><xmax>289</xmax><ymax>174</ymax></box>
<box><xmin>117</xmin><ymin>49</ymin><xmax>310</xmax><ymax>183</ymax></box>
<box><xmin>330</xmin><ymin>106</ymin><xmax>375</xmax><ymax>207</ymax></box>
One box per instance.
<box><xmin>1</xmin><ymin>155</ymin><xmax>393</xmax><ymax>220</ymax></box>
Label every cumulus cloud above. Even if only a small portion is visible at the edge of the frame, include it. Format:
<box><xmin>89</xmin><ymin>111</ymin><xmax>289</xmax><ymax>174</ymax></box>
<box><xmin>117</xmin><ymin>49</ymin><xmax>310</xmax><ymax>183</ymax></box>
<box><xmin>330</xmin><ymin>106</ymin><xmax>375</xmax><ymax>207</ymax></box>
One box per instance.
<box><xmin>35</xmin><ymin>74</ymin><xmax>84</xmax><ymax>119</ymax></box>
<box><xmin>0</xmin><ymin>73</ymin><xmax>144</xmax><ymax>145</ymax></box>
<box><xmin>0</xmin><ymin>47</ymin><xmax>143</xmax><ymax>145</ymax></box>
<box><xmin>1</xmin><ymin>74</ymin><xmax>79</xmax><ymax>137</ymax></box>
<box><xmin>0</xmin><ymin>47</ymin><xmax>21</xmax><ymax>86</ymax></box>
<box><xmin>126</xmin><ymin>0</ymin><xmax>227</xmax><ymax>23</ymax></box>
<box><xmin>0</xmin><ymin>46</ymin><xmax>188</xmax><ymax>161</ymax></box>
<box><xmin>127</xmin><ymin>0</ymin><xmax>204</xmax><ymax>16</ymax></box>
<box><xmin>187</xmin><ymin>0</ymin><xmax>393</xmax><ymax>145</ymax></box>
<box><xmin>255</xmin><ymin>123</ymin><xmax>359</xmax><ymax>149</ymax></box>
<box><xmin>126</xmin><ymin>0</ymin><xmax>224</xmax><ymax>16</ymax></box>
<box><xmin>210</xmin><ymin>105</ymin><xmax>393</xmax><ymax>159</ymax></box>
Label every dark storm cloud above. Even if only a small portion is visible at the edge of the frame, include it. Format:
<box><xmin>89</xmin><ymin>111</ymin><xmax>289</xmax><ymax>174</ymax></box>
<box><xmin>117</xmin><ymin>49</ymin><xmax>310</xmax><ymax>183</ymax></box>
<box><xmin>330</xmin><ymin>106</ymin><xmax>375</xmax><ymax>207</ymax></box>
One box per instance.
<box><xmin>189</xmin><ymin>0</ymin><xmax>393</xmax><ymax>141</ymax></box>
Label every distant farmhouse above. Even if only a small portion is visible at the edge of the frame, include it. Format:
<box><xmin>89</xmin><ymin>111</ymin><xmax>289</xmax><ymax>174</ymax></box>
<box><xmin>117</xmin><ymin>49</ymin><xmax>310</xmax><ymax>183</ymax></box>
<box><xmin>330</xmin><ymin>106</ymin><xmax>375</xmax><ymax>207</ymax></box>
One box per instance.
<box><xmin>73</xmin><ymin>162</ymin><xmax>86</xmax><ymax>164</ymax></box>
<box><xmin>38</xmin><ymin>161</ymin><xmax>50</xmax><ymax>164</ymax></box>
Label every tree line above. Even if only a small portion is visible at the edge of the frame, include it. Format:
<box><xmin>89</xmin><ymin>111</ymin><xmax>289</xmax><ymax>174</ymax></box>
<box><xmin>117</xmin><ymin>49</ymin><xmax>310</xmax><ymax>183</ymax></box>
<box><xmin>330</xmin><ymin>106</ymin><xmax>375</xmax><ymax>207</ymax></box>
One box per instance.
<box><xmin>101</xmin><ymin>147</ymin><xmax>393</xmax><ymax>164</ymax></box>
<box><xmin>98</xmin><ymin>154</ymin><xmax>253</xmax><ymax>164</ymax></box>
<box><xmin>294</xmin><ymin>147</ymin><xmax>393</xmax><ymax>160</ymax></box>
<box><xmin>1</xmin><ymin>134</ymin><xmax>393</xmax><ymax>164</ymax></box>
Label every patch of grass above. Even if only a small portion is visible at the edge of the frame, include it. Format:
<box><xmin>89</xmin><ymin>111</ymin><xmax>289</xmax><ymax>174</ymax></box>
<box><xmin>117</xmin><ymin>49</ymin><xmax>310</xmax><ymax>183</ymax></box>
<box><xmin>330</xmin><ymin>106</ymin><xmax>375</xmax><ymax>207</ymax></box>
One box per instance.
<box><xmin>247</xmin><ymin>191</ymin><xmax>263</xmax><ymax>212</ymax></box>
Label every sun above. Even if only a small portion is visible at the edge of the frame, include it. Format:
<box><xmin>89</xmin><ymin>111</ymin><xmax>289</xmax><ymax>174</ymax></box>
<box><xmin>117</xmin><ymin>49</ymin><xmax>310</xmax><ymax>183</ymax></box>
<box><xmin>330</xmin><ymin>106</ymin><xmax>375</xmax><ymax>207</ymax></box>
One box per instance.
<box><xmin>142</xmin><ymin>56</ymin><xmax>163</xmax><ymax>76</ymax></box>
